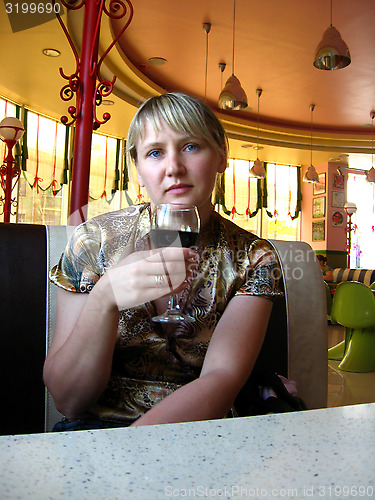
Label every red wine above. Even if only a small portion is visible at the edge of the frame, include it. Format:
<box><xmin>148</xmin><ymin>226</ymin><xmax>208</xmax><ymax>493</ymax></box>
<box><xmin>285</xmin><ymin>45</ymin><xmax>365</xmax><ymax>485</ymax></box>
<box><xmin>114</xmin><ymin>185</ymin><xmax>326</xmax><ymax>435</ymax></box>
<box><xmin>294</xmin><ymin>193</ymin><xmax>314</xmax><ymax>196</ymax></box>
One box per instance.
<box><xmin>150</xmin><ymin>229</ymin><xmax>198</xmax><ymax>249</ymax></box>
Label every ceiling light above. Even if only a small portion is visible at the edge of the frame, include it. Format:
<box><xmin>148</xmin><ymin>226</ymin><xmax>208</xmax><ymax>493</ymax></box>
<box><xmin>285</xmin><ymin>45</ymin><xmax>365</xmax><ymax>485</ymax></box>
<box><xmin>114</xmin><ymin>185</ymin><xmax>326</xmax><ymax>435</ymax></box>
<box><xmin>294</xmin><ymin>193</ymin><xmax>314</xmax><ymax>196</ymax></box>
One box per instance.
<box><xmin>42</xmin><ymin>48</ymin><xmax>61</xmax><ymax>57</ymax></box>
<box><xmin>148</xmin><ymin>57</ymin><xmax>167</xmax><ymax>65</ymax></box>
<box><xmin>251</xmin><ymin>158</ymin><xmax>267</xmax><ymax>179</ymax></box>
<box><xmin>303</xmin><ymin>104</ymin><xmax>319</xmax><ymax>183</ymax></box>
<box><xmin>366</xmin><ymin>111</ymin><xmax>375</xmax><ymax>183</ymax></box>
<box><xmin>250</xmin><ymin>88</ymin><xmax>266</xmax><ymax>179</ymax></box>
<box><xmin>313</xmin><ymin>0</ymin><xmax>351</xmax><ymax>70</ymax></box>
<box><xmin>218</xmin><ymin>0</ymin><xmax>247</xmax><ymax>110</ymax></box>
<box><xmin>203</xmin><ymin>22</ymin><xmax>211</xmax><ymax>100</ymax></box>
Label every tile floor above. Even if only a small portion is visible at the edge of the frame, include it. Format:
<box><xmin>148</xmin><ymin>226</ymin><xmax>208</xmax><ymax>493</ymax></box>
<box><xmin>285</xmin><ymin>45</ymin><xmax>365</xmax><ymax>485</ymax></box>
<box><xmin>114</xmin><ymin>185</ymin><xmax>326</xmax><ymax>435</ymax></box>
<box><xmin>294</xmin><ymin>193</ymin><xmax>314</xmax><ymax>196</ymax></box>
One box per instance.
<box><xmin>327</xmin><ymin>324</ymin><xmax>375</xmax><ymax>407</ymax></box>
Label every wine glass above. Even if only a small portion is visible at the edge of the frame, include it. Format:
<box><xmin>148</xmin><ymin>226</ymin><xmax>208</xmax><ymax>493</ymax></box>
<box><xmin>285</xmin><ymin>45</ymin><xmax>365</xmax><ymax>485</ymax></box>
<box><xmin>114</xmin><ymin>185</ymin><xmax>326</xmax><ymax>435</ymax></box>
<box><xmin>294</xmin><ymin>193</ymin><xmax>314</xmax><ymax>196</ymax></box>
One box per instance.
<box><xmin>150</xmin><ymin>203</ymin><xmax>200</xmax><ymax>323</ymax></box>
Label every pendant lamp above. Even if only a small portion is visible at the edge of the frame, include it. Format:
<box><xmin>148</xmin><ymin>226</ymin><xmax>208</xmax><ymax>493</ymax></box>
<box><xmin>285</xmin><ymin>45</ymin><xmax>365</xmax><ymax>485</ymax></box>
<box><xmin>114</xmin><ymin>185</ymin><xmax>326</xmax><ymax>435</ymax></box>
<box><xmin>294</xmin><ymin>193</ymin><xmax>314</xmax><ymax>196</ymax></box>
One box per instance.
<box><xmin>303</xmin><ymin>104</ymin><xmax>319</xmax><ymax>183</ymax></box>
<box><xmin>366</xmin><ymin>111</ymin><xmax>375</xmax><ymax>183</ymax></box>
<box><xmin>251</xmin><ymin>88</ymin><xmax>266</xmax><ymax>179</ymax></box>
<box><xmin>203</xmin><ymin>23</ymin><xmax>211</xmax><ymax>100</ymax></box>
<box><xmin>218</xmin><ymin>0</ymin><xmax>247</xmax><ymax>110</ymax></box>
<box><xmin>313</xmin><ymin>0</ymin><xmax>351</xmax><ymax>70</ymax></box>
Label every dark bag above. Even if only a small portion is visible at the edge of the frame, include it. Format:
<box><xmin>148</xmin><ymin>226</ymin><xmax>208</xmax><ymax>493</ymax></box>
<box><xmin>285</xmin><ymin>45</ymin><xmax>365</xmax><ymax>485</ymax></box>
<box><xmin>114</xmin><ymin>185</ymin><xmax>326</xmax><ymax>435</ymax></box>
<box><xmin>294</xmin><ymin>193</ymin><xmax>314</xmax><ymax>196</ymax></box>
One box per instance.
<box><xmin>234</xmin><ymin>370</ymin><xmax>308</xmax><ymax>417</ymax></box>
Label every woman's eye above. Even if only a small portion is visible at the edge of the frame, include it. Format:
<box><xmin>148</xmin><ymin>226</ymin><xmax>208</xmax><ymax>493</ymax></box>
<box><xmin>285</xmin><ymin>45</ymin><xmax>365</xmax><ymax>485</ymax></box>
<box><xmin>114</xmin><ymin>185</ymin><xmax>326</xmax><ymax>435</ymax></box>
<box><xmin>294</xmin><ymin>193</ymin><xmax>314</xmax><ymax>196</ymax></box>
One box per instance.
<box><xmin>185</xmin><ymin>143</ymin><xmax>198</xmax><ymax>152</ymax></box>
<box><xmin>148</xmin><ymin>150</ymin><xmax>161</xmax><ymax>159</ymax></box>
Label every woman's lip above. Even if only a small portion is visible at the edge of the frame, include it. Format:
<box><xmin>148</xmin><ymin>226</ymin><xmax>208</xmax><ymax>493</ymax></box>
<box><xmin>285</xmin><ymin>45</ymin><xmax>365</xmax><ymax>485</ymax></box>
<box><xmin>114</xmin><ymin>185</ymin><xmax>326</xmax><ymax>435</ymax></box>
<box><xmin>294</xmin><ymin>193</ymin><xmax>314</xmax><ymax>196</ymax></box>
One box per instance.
<box><xmin>166</xmin><ymin>185</ymin><xmax>193</xmax><ymax>194</ymax></box>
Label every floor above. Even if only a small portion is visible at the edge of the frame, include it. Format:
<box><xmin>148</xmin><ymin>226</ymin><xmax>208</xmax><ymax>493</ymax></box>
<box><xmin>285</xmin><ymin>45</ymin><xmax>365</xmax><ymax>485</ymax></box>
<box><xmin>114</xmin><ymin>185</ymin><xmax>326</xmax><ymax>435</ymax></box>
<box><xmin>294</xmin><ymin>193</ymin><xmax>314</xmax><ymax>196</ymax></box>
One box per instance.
<box><xmin>327</xmin><ymin>324</ymin><xmax>375</xmax><ymax>407</ymax></box>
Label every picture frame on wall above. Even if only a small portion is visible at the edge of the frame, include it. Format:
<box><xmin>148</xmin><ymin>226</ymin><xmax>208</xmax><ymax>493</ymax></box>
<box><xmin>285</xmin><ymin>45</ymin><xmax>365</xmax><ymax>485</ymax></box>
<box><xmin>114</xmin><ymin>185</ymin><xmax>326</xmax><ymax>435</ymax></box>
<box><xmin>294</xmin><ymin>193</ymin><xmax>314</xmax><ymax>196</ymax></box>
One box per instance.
<box><xmin>332</xmin><ymin>191</ymin><xmax>345</xmax><ymax>208</ymax></box>
<box><xmin>333</xmin><ymin>172</ymin><xmax>345</xmax><ymax>190</ymax></box>
<box><xmin>332</xmin><ymin>211</ymin><xmax>345</xmax><ymax>227</ymax></box>
<box><xmin>312</xmin><ymin>196</ymin><xmax>326</xmax><ymax>218</ymax></box>
<box><xmin>313</xmin><ymin>173</ymin><xmax>326</xmax><ymax>195</ymax></box>
<box><xmin>312</xmin><ymin>220</ymin><xmax>325</xmax><ymax>241</ymax></box>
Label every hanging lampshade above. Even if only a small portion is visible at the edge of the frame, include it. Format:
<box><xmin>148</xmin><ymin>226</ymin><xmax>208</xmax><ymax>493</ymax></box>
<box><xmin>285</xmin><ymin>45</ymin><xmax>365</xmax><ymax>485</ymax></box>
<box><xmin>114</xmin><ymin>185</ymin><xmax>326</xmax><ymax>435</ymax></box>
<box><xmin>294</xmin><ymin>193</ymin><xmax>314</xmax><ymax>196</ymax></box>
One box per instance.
<box><xmin>313</xmin><ymin>0</ymin><xmax>351</xmax><ymax>70</ymax></box>
<box><xmin>251</xmin><ymin>158</ymin><xmax>266</xmax><ymax>179</ymax></box>
<box><xmin>250</xmin><ymin>89</ymin><xmax>265</xmax><ymax>178</ymax></box>
<box><xmin>303</xmin><ymin>165</ymin><xmax>320</xmax><ymax>183</ymax></box>
<box><xmin>218</xmin><ymin>0</ymin><xmax>247</xmax><ymax>110</ymax></box>
<box><xmin>366</xmin><ymin>167</ymin><xmax>375</xmax><ymax>183</ymax></box>
<box><xmin>218</xmin><ymin>75</ymin><xmax>248</xmax><ymax>110</ymax></box>
<box><xmin>313</xmin><ymin>26</ymin><xmax>351</xmax><ymax>70</ymax></box>
<box><xmin>366</xmin><ymin>111</ymin><xmax>375</xmax><ymax>182</ymax></box>
<box><xmin>303</xmin><ymin>104</ymin><xmax>319</xmax><ymax>183</ymax></box>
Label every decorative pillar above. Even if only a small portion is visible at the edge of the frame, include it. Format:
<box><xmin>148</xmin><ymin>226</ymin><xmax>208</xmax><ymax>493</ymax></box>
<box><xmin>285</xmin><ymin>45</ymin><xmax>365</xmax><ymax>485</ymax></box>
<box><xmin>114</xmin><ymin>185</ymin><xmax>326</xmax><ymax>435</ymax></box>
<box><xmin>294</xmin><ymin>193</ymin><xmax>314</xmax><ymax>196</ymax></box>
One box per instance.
<box><xmin>0</xmin><ymin>117</ymin><xmax>25</xmax><ymax>223</ymax></box>
<box><xmin>54</xmin><ymin>0</ymin><xmax>133</xmax><ymax>224</ymax></box>
<box><xmin>344</xmin><ymin>201</ymin><xmax>357</xmax><ymax>267</ymax></box>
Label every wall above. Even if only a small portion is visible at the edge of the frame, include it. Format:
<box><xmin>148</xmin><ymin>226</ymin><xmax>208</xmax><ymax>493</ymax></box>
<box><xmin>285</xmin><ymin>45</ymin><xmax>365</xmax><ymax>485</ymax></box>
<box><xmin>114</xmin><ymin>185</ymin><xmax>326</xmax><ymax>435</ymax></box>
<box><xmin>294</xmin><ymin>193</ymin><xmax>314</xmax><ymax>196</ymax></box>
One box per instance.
<box><xmin>301</xmin><ymin>162</ymin><xmax>347</xmax><ymax>268</ymax></box>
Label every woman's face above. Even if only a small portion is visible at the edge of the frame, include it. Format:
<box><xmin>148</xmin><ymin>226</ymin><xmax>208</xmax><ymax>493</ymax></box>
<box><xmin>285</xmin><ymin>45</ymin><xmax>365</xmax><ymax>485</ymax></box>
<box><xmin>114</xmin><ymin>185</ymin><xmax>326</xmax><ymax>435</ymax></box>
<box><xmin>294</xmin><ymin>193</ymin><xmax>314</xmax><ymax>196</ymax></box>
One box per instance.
<box><xmin>135</xmin><ymin>119</ymin><xmax>226</xmax><ymax>226</ymax></box>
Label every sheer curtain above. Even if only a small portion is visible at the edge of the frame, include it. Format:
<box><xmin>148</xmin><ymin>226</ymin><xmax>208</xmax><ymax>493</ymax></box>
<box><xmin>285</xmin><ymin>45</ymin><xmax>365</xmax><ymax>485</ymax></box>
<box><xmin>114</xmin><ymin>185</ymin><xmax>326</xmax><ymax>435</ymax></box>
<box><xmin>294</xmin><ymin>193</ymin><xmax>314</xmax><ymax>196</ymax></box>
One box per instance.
<box><xmin>217</xmin><ymin>159</ymin><xmax>300</xmax><ymax>240</ymax></box>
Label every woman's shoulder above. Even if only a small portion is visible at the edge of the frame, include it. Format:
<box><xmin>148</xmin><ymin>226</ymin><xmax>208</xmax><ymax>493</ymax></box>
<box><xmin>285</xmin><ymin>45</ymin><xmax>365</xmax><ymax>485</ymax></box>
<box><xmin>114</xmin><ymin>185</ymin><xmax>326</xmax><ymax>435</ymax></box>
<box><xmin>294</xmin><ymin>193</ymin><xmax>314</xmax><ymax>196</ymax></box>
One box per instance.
<box><xmin>67</xmin><ymin>203</ymin><xmax>150</xmax><ymax>254</ymax></box>
<box><xmin>89</xmin><ymin>203</ymin><xmax>149</xmax><ymax>228</ymax></box>
<box><xmin>212</xmin><ymin>211</ymin><xmax>261</xmax><ymax>245</ymax></box>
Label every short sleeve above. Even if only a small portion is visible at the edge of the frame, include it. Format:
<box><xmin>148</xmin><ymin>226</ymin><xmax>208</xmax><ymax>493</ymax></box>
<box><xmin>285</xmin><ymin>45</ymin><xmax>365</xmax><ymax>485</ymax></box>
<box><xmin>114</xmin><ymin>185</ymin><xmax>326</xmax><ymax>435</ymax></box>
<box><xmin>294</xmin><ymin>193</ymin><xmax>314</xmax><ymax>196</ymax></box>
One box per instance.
<box><xmin>49</xmin><ymin>220</ymin><xmax>103</xmax><ymax>293</ymax></box>
<box><xmin>235</xmin><ymin>239</ymin><xmax>283</xmax><ymax>301</ymax></box>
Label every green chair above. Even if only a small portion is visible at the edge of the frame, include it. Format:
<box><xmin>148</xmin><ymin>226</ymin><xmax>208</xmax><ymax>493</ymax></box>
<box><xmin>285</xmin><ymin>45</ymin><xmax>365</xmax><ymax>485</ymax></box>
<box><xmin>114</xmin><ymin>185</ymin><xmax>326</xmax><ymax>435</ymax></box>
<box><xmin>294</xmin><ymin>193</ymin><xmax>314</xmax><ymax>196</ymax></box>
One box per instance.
<box><xmin>328</xmin><ymin>281</ymin><xmax>375</xmax><ymax>372</ymax></box>
<box><xmin>370</xmin><ymin>282</ymin><xmax>375</xmax><ymax>291</ymax></box>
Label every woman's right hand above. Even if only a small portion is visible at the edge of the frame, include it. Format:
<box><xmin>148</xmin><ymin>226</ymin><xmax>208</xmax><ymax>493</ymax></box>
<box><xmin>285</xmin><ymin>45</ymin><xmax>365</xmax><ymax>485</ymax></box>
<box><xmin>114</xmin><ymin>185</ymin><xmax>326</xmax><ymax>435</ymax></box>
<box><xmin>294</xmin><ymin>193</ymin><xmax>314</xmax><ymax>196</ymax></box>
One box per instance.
<box><xmin>96</xmin><ymin>246</ymin><xmax>198</xmax><ymax>312</ymax></box>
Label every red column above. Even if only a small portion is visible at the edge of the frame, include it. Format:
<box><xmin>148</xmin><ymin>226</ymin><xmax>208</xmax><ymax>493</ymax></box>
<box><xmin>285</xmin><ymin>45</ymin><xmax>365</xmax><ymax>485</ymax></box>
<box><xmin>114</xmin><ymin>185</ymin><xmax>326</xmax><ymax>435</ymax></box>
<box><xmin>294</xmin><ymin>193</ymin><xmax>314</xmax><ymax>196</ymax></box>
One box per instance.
<box><xmin>2</xmin><ymin>140</ymin><xmax>16</xmax><ymax>223</ymax></box>
<box><xmin>68</xmin><ymin>2</ymin><xmax>100</xmax><ymax>225</ymax></box>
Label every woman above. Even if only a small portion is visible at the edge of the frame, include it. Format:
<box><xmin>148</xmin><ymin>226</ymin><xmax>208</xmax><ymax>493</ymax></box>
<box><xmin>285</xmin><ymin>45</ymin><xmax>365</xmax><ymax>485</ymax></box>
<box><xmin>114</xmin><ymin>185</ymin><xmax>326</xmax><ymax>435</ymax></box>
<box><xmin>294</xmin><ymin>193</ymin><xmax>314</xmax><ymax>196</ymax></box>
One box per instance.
<box><xmin>44</xmin><ymin>92</ymin><xmax>282</xmax><ymax>430</ymax></box>
<box><xmin>317</xmin><ymin>254</ymin><xmax>333</xmax><ymax>282</ymax></box>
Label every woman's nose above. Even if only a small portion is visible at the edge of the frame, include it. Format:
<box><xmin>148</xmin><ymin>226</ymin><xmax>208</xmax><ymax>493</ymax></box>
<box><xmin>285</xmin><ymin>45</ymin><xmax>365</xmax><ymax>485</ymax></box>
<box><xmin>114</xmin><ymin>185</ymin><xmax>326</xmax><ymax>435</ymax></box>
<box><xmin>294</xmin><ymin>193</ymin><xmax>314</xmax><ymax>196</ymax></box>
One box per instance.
<box><xmin>166</xmin><ymin>152</ymin><xmax>186</xmax><ymax>176</ymax></box>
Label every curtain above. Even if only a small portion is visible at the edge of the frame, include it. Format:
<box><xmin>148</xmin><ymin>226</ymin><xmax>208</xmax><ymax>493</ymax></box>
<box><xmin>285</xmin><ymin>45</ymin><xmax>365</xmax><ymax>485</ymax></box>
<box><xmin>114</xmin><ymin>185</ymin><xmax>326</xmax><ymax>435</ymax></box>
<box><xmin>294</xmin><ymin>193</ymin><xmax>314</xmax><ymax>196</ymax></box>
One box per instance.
<box><xmin>23</xmin><ymin>110</ymin><xmax>67</xmax><ymax>193</ymax></box>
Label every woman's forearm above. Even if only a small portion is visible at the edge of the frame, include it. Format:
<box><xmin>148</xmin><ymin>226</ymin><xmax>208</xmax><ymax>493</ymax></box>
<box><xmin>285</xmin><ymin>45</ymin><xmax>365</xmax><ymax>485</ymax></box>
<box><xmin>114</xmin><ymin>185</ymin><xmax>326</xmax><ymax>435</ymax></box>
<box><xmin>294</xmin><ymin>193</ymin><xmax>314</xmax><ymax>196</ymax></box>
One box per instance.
<box><xmin>131</xmin><ymin>369</ymin><xmax>237</xmax><ymax>427</ymax></box>
<box><xmin>43</xmin><ymin>281</ymin><xmax>120</xmax><ymax>419</ymax></box>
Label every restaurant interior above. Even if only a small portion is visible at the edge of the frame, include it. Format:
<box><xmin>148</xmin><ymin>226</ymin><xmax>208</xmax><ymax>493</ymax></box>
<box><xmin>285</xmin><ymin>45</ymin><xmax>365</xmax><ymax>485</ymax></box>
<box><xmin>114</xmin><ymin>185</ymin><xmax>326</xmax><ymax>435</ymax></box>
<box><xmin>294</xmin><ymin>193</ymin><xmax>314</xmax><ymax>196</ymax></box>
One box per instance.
<box><xmin>1</xmin><ymin>0</ymin><xmax>375</xmax><ymax>430</ymax></box>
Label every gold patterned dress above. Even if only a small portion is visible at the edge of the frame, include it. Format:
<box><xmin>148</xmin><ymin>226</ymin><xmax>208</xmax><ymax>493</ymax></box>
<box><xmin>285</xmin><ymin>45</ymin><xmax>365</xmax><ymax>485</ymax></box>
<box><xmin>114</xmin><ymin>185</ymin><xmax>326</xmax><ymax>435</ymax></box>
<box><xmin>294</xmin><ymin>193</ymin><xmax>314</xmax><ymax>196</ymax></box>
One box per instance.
<box><xmin>50</xmin><ymin>203</ymin><xmax>283</xmax><ymax>424</ymax></box>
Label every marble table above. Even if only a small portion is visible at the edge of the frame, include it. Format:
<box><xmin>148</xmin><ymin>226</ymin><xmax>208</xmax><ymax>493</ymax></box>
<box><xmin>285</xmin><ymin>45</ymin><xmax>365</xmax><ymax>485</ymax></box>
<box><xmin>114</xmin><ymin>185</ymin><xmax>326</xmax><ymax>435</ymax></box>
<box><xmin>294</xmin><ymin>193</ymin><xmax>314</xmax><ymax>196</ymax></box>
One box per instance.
<box><xmin>1</xmin><ymin>404</ymin><xmax>374</xmax><ymax>499</ymax></box>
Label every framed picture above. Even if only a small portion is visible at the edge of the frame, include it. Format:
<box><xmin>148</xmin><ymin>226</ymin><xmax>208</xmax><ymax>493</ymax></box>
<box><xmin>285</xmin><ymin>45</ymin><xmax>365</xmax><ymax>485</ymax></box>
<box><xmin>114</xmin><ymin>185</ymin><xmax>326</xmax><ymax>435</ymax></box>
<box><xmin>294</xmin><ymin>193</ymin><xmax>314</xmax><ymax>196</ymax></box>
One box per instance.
<box><xmin>333</xmin><ymin>173</ymin><xmax>345</xmax><ymax>190</ymax></box>
<box><xmin>312</xmin><ymin>196</ymin><xmax>326</xmax><ymax>218</ymax></box>
<box><xmin>313</xmin><ymin>173</ymin><xmax>326</xmax><ymax>195</ymax></box>
<box><xmin>332</xmin><ymin>191</ymin><xmax>345</xmax><ymax>208</ymax></box>
<box><xmin>312</xmin><ymin>220</ymin><xmax>325</xmax><ymax>241</ymax></box>
<box><xmin>332</xmin><ymin>211</ymin><xmax>345</xmax><ymax>227</ymax></box>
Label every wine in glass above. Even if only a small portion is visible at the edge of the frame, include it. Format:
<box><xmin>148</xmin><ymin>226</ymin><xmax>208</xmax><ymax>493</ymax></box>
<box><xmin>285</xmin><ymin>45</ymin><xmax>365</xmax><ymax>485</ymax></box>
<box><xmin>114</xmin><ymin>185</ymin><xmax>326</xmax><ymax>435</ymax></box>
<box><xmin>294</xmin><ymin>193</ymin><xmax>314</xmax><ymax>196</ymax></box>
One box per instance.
<box><xmin>150</xmin><ymin>203</ymin><xmax>200</xmax><ymax>323</ymax></box>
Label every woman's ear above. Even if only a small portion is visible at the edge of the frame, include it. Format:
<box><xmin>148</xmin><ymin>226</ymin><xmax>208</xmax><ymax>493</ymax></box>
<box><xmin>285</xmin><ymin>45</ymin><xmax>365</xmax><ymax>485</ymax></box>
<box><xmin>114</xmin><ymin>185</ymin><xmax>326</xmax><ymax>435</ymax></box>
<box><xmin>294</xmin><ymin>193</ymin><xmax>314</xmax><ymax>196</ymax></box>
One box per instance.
<box><xmin>217</xmin><ymin>148</ymin><xmax>228</xmax><ymax>174</ymax></box>
<box><xmin>136</xmin><ymin>168</ymin><xmax>145</xmax><ymax>187</ymax></box>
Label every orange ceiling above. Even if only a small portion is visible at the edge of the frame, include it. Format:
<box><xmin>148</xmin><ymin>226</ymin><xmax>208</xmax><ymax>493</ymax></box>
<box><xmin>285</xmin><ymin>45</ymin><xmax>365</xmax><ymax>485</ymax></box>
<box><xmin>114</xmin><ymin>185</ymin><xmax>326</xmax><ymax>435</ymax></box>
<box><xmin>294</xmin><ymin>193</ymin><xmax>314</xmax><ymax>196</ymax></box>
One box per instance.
<box><xmin>113</xmin><ymin>0</ymin><xmax>375</xmax><ymax>133</ymax></box>
<box><xmin>1</xmin><ymin>0</ymin><xmax>375</xmax><ymax>167</ymax></box>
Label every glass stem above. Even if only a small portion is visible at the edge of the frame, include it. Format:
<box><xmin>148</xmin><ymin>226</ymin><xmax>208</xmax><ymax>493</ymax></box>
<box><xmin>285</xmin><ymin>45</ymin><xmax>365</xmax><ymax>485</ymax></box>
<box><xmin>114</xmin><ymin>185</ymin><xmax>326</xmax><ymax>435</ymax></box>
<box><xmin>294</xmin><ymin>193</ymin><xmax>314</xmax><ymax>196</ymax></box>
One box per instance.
<box><xmin>168</xmin><ymin>294</ymin><xmax>180</xmax><ymax>311</ymax></box>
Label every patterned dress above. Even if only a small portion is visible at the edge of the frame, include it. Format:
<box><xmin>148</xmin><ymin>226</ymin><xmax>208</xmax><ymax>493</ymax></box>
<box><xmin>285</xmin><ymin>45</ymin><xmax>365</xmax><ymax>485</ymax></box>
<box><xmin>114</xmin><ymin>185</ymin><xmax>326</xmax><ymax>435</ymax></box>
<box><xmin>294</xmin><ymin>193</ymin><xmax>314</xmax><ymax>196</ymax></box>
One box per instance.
<box><xmin>50</xmin><ymin>203</ymin><xmax>283</xmax><ymax>424</ymax></box>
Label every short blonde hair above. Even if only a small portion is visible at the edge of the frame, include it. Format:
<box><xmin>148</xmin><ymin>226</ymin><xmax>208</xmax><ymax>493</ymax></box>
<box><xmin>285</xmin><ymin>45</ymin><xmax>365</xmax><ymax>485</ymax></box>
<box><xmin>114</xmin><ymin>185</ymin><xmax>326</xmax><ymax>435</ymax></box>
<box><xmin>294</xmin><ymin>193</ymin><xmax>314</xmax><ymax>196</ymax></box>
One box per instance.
<box><xmin>126</xmin><ymin>92</ymin><xmax>228</xmax><ymax>168</ymax></box>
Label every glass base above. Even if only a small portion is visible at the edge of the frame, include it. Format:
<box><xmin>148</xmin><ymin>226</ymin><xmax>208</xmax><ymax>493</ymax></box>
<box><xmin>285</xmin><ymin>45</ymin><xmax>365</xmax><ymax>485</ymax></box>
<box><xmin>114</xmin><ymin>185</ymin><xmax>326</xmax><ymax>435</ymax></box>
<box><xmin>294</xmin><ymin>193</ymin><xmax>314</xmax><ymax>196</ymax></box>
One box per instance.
<box><xmin>152</xmin><ymin>310</ymin><xmax>196</xmax><ymax>323</ymax></box>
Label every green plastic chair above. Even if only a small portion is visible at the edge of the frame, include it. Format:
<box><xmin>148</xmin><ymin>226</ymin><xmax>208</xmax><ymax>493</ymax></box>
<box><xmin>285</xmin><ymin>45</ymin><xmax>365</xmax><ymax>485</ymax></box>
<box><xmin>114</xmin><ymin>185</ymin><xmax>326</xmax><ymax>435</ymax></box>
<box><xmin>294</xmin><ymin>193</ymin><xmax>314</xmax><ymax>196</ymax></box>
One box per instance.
<box><xmin>370</xmin><ymin>281</ymin><xmax>375</xmax><ymax>291</ymax></box>
<box><xmin>328</xmin><ymin>281</ymin><xmax>375</xmax><ymax>372</ymax></box>
<box><xmin>324</xmin><ymin>281</ymin><xmax>332</xmax><ymax>322</ymax></box>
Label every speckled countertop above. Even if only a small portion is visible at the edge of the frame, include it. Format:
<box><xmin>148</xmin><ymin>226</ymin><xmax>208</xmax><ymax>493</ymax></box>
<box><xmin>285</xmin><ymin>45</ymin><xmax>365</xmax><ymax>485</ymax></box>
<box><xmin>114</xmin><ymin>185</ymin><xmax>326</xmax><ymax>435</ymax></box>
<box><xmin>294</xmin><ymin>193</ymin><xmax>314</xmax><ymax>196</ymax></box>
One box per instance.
<box><xmin>1</xmin><ymin>404</ymin><xmax>374</xmax><ymax>500</ymax></box>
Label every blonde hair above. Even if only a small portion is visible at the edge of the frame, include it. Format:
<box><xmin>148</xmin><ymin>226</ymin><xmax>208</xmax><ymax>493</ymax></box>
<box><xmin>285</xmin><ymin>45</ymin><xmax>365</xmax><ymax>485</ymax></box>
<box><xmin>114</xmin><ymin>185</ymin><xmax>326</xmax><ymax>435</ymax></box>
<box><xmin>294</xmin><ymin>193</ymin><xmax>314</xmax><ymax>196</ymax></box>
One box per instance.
<box><xmin>126</xmin><ymin>92</ymin><xmax>228</xmax><ymax>168</ymax></box>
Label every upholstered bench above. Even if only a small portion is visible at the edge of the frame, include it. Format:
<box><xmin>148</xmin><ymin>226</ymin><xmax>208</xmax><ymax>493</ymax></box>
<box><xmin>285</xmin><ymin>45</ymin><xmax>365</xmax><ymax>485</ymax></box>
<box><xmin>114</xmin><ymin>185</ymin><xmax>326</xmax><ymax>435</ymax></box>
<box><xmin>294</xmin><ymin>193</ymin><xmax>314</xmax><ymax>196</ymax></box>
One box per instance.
<box><xmin>0</xmin><ymin>222</ymin><xmax>328</xmax><ymax>435</ymax></box>
<box><xmin>332</xmin><ymin>268</ymin><xmax>375</xmax><ymax>287</ymax></box>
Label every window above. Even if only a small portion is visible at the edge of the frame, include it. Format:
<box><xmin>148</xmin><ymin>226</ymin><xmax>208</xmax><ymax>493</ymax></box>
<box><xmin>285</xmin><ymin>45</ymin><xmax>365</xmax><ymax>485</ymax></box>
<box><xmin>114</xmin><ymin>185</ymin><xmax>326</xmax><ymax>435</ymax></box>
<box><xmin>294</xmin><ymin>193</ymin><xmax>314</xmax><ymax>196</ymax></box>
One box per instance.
<box><xmin>347</xmin><ymin>172</ymin><xmax>375</xmax><ymax>268</ymax></box>
<box><xmin>217</xmin><ymin>159</ymin><xmax>300</xmax><ymax>240</ymax></box>
<box><xmin>262</xmin><ymin>163</ymin><xmax>300</xmax><ymax>241</ymax></box>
